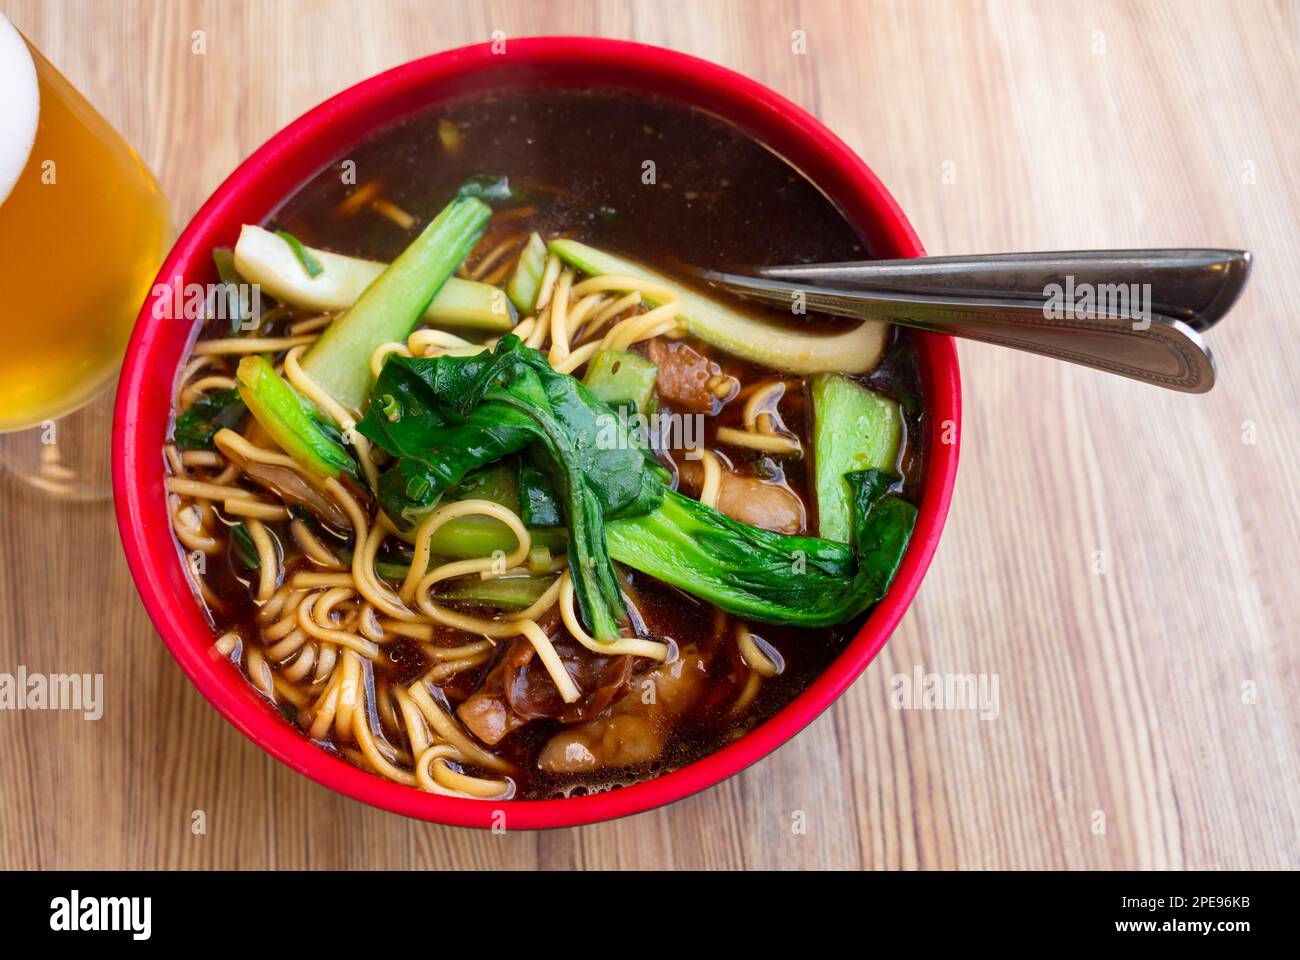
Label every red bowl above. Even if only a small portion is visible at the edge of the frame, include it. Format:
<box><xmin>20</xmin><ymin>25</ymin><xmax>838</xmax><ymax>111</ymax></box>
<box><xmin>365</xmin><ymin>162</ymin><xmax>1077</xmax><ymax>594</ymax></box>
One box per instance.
<box><xmin>113</xmin><ymin>37</ymin><xmax>960</xmax><ymax>829</ymax></box>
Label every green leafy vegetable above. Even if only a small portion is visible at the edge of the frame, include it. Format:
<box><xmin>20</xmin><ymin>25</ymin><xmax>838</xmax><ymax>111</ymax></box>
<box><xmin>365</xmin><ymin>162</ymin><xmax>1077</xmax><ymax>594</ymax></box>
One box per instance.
<box><xmin>527</xmin><ymin>545</ymin><xmax>554</xmax><ymax>575</ymax></box>
<box><xmin>357</xmin><ymin>335</ymin><xmax>666</xmax><ymax>642</ymax></box>
<box><xmin>420</xmin><ymin>276</ymin><xmax>514</xmax><ymax>330</ymax></box>
<box><xmin>440</xmin><ymin>575</ymin><xmax>557</xmax><ymax>610</ymax></box>
<box><xmin>550</xmin><ymin>238</ymin><xmax>888</xmax><ymax>374</ymax></box>
<box><xmin>451</xmin><ymin>462</ymin><xmax>520</xmax><ymax>509</ymax></box>
<box><xmin>423</xmin><ymin>516</ymin><xmax>567</xmax><ymax>558</ymax></box>
<box><xmin>341</xmin><ymin>540</ymin><xmax>558</xmax><ymax>609</ymax></box>
<box><xmin>811</xmin><ymin>374</ymin><xmax>902</xmax><ymax>543</ymax></box>
<box><xmin>301</xmin><ymin>195</ymin><xmax>491</xmax><ymax>412</ymax></box>
<box><xmin>506</xmin><ymin>232</ymin><xmax>548</xmax><ymax>313</ymax></box>
<box><xmin>370</xmin><ymin>460</ymin><xmax>568</xmax><ymax>559</ymax></box>
<box><xmin>230</xmin><ymin>523</ymin><xmax>261</xmax><ymax>571</ymax></box>
<box><xmin>233</xmin><ymin>225</ymin><xmax>513</xmax><ymax>333</ymax></box>
<box><xmin>583</xmin><ymin>349</ymin><xmax>658</xmax><ymax>415</ymax></box>
<box><xmin>236</xmin><ymin>356</ymin><xmax>359</xmax><ymax>481</ymax></box>
<box><xmin>212</xmin><ymin>248</ymin><xmax>253</xmax><ymax>334</ymax></box>
<box><xmin>456</xmin><ymin>175</ymin><xmax>519</xmax><ymax>203</ymax></box>
<box><xmin>606</xmin><ymin>470</ymin><xmax>917</xmax><ymax>627</ymax></box>
<box><xmin>173</xmin><ymin>388</ymin><xmax>246</xmax><ymax>451</ymax></box>
<box><xmin>518</xmin><ymin>461</ymin><xmax>562</xmax><ymax>527</ymax></box>
<box><xmin>274</xmin><ymin>230</ymin><xmax>324</xmax><ymax>278</ymax></box>
<box><xmin>356</xmin><ymin>339</ymin><xmax>918</xmax><ymax>638</ymax></box>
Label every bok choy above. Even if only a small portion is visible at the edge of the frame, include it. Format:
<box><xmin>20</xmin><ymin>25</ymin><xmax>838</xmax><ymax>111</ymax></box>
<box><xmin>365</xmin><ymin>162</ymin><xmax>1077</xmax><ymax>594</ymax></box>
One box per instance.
<box><xmin>549</xmin><ymin>238</ymin><xmax>888</xmax><ymax>375</ymax></box>
<box><xmin>357</xmin><ymin>336</ymin><xmax>917</xmax><ymax>638</ymax></box>
<box><xmin>299</xmin><ymin>196</ymin><xmax>492</xmax><ymax>412</ymax></box>
<box><xmin>236</xmin><ymin>356</ymin><xmax>359</xmax><ymax>481</ymax></box>
<box><xmin>606</xmin><ymin>472</ymin><xmax>916</xmax><ymax>627</ymax></box>
<box><xmin>173</xmin><ymin>388</ymin><xmax>246</xmax><ymax>451</ymax></box>
<box><xmin>233</xmin><ymin>225</ymin><xmax>512</xmax><ymax>334</ymax></box>
<box><xmin>356</xmin><ymin>335</ymin><xmax>666</xmax><ymax>643</ymax></box>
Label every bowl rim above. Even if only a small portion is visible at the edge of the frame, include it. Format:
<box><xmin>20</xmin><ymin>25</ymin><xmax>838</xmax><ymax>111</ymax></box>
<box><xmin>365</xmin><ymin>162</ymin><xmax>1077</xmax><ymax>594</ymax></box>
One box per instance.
<box><xmin>112</xmin><ymin>36</ymin><xmax>960</xmax><ymax>829</ymax></box>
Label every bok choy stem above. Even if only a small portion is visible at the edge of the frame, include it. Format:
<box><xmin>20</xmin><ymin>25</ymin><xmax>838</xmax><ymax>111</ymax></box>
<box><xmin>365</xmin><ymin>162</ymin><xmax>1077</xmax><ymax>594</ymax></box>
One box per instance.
<box><xmin>300</xmin><ymin>195</ymin><xmax>491</xmax><ymax>413</ymax></box>
<box><xmin>606</xmin><ymin>473</ymin><xmax>916</xmax><ymax>627</ymax></box>
<box><xmin>234</xmin><ymin>225</ymin><xmax>513</xmax><ymax>333</ymax></box>
<box><xmin>236</xmin><ymin>356</ymin><xmax>359</xmax><ymax>481</ymax></box>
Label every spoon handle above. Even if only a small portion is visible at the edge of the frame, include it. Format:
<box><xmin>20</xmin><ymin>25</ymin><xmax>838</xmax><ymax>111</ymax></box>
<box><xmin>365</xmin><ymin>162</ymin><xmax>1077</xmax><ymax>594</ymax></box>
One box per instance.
<box><xmin>702</xmin><ymin>272</ymin><xmax>1217</xmax><ymax>393</ymax></box>
<box><xmin>704</xmin><ymin>248</ymin><xmax>1250</xmax><ymax>393</ymax></box>
<box><xmin>755</xmin><ymin>249</ymin><xmax>1251</xmax><ymax>332</ymax></box>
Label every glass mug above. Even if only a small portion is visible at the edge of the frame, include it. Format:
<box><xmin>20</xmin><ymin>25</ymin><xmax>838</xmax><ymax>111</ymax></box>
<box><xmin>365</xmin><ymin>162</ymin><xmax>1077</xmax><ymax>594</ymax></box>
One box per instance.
<box><xmin>0</xmin><ymin>11</ymin><xmax>170</xmax><ymax>497</ymax></box>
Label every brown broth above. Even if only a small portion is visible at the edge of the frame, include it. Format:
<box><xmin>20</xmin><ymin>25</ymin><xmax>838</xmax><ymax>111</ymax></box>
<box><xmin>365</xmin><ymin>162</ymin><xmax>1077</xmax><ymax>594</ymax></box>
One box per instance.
<box><xmin>187</xmin><ymin>89</ymin><xmax>925</xmax><ymax>799</ymax></box>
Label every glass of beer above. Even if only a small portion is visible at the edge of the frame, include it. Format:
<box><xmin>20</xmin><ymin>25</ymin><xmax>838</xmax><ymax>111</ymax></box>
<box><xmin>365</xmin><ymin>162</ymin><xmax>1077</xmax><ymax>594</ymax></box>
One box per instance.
<box><xmin>0</xmin><ymin>11</ymin><xmax>171</xmax><ymax>498</ymax></box>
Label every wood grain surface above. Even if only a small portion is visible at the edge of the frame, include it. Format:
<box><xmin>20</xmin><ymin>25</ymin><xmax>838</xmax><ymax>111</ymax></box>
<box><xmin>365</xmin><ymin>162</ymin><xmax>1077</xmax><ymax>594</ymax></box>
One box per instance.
<box><xmin>1</xmin><ymin>0</ymin><xmax>1296</xmax><ymax>870</ymax></box>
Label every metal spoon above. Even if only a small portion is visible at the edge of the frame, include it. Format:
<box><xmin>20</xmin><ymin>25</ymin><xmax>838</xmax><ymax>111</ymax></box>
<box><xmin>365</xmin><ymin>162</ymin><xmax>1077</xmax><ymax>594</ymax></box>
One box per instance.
<box><xmin>702</xmin><ymin>249</ymin><xmax>1250</xmax><ymax>393</ymax></box>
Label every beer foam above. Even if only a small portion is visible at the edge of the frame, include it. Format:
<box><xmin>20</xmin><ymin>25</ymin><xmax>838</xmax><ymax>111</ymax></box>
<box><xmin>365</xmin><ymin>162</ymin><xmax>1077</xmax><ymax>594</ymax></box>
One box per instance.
<box><xmin>0</xmin><ymin>13</ymin><xmax>39</xmax><ymax>206</ymax></box>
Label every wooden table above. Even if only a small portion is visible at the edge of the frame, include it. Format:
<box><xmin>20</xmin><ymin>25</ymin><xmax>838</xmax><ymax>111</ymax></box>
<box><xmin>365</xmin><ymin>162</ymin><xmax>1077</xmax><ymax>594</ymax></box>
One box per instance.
<box><xmin>2</xmin><ymin>0</ymin><xmax>1296</xmax><ymax>870</ymax></box>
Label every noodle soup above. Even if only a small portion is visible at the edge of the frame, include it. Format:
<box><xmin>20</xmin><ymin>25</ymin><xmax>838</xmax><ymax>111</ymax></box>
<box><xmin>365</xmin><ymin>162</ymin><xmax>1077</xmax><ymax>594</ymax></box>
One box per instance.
<box><xmin>166</xmin><ymin>90</ymin><xmax>923</xmax><ymax>800</ymax></box>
